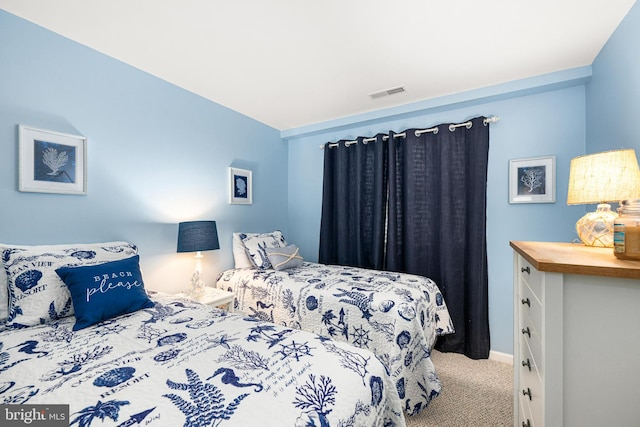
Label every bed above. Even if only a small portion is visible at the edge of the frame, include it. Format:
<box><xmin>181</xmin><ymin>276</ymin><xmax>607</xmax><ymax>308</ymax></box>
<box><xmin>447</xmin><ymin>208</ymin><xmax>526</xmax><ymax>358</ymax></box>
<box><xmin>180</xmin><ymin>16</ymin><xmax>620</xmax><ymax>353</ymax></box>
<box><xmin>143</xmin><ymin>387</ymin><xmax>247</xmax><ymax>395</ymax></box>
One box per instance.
<box><xmin>216</xmin><ymin>232</ymin><xmax>456</xmax><ymax>415</ymax></box>
<box><xmin>0</xmin><ymin>241</ymin><xmax>405</xmax><ymax>426</ymax></box>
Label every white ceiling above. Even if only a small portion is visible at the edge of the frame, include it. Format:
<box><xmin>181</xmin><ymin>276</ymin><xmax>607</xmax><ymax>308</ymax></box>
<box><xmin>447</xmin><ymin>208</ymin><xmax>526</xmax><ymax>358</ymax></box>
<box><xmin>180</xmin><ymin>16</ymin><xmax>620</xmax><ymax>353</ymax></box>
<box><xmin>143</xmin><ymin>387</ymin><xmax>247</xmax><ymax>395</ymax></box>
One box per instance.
<box><xmin>0</xmin><ymin>1</ymin><xmax>636</xmax><ymax>131</ymax></box>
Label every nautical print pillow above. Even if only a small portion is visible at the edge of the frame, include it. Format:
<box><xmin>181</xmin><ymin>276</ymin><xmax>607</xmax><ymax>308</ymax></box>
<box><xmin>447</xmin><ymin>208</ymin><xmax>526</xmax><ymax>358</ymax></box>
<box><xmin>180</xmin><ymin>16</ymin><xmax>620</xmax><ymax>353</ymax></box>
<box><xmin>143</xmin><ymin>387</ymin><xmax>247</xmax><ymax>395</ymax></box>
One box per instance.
<box><xmin>240</xmin><ymin>231</ymin><xmax>287</xmax><ymax>269</ymax></box>
<box><xmin>266</xmin><ymin>244</ymin><xmax>304</xmax><ymax>270</ymax></box>
<box><xmin>2</xmin><ymin>241</ymin><xmax>138</xmax><ymax>328</ymax></box>
<box><xmin>0</xmin><ymin>242</ymin><xmax>24</xmax><ymax>322</ymax></box>
<box><xmin>56</xmin><ymin>255</ymin><xmax>154</xmax><ymax>331</ymax></box>
<box><xmin>232</xmin><ymin>232</ymin><xmax>258</xmax><ymax>268</ymax></box>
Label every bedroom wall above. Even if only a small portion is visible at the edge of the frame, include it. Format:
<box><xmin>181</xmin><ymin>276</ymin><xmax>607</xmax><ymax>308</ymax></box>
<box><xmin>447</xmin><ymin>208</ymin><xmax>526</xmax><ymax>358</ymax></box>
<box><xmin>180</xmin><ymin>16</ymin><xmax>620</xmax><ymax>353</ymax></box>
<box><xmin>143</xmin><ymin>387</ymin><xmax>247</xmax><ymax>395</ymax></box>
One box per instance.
<box><xmin>586</xmin><ymin>0</ymin><xmax>640</xmax><ymax>154</ymax></box>
<box><xmin>286</xmin><ymin>79</ymin><xmax>588</xmax><ymax>356</ymax></box>
<box><xmin>0</xmin><ymin>11</ymin><xmax>288</xmax><ymax>293</ymax></box>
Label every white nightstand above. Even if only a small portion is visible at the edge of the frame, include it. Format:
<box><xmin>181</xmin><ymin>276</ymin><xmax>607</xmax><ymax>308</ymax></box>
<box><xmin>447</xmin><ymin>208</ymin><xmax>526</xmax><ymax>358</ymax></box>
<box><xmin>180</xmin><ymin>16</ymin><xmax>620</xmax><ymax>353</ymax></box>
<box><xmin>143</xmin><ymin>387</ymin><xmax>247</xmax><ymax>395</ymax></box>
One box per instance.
<box><xmin>181</xmin><ymin>287</ymin><xmax>234</xmax><ymax>311</ymax></box>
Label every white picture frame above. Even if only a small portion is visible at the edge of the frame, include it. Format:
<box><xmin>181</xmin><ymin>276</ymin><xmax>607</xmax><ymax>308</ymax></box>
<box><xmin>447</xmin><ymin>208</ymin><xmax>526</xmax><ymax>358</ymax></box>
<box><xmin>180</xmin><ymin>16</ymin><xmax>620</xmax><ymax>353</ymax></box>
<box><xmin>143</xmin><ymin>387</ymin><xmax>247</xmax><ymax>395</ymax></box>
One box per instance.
<box><xmin>509</xmin><ymin>156</ymin><xmax>556</xmax><ymax>204</ymax></box>
<box><xmin>18</xmin><ymin>125</ymin><xmax>87</xmax><ymax>195</ymax></box>
<box><xmin>229</xmin><ymin>167</ymin><xmax>252</xmax><ymax>205</ymax></box>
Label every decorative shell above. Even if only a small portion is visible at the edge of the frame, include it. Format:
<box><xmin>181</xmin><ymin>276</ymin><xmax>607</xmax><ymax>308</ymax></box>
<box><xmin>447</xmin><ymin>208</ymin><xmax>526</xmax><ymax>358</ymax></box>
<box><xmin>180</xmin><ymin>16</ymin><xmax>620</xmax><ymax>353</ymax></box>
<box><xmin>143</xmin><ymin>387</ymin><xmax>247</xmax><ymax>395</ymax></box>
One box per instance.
<box><xmin>396</xmin><ymin>330</ymin><xmax>411</xmax><ymax>349</ymax></box>
<box><xmin>15</xmin><ymin>270</ymin><xmax>43</xmax><ymax>292</ymax></box>
<box><xmin>305</xmin><ymin>295</ymin><xmax>318</xmax><ymax>311</ymax></box>
<box><xmin>397</xmin><ymin>303</ymin><xmax>416</xmax><ymax>321</ymax></box>
<box><xmin>93</xmin><ymin>367</ymin><xmax>136</xmax><ymax>387</ymax></box>
<box><xmin>378</xmin><ymin>300</ymin><xmax>395</xmax><ymax>313</ymax></box>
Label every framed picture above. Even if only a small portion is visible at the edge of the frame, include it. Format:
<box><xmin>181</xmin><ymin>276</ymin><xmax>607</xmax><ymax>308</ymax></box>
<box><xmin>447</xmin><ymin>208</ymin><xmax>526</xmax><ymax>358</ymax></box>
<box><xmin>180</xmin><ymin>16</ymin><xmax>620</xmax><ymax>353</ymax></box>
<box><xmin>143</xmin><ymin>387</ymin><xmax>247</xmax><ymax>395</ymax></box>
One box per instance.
<box><xmin>18</xmin><ymin>125</ymin><xmax>87</xmax><ymax>195</ymax></box>
<box><xmin>509</xmin><ymin>156</ymin><xmax>556</xmax><ymax>204</ymax></box>
<box><xmin>229</xmin><ymin>167</ymin><xmax>252</xmax><ymax>205</ymax></box>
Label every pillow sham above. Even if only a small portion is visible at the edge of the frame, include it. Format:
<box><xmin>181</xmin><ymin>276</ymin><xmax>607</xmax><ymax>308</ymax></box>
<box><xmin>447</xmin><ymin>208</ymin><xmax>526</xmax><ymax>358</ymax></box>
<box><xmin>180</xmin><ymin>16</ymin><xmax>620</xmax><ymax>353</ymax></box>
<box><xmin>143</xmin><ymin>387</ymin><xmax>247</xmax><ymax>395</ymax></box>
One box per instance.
<box><xmin>0</xmin><ymin>243</ymin><xmax>21</xmax><ymax>322</ymax></box>
<box><xmin>232</xmin><ymin>232</ymin><xmax>258</xmax><ymax>269</ymax></box>
<box><xmin>240</xmin><ymin>231</ymin><xmax>287</xmax><ymax>269</ymax></box>
<box><xmin>56</xmin><ymin>255</ymin><xmax>154</xmax><ymax>331</ymax></box>
<box><xmin>2</xmin><ymin>241</ymin><xmax>138</xmax><ymax>328</ymax></box>
<box><xmin>266</xmin><ymin>244</ymin><xmax>304</xmax><ymax>271</ymax></box>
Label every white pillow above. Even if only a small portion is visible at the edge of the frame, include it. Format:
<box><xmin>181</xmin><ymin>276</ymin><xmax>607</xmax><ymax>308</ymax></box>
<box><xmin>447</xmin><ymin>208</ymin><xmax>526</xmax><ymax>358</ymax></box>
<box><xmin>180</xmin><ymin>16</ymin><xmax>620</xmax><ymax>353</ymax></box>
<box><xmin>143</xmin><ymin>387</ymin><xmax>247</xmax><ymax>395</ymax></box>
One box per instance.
<box><xmin>232</xmin><ymin>233</ymin><xmax>257</xmax><ymax>269</ymax></box>
<box><xmin>240</xmin><ymin>231</ymin><xmax>287</xmax><ymax>269</ymax></box>
<box><xmin>3</xmin><ymin>241</ymin><xmax>138</xmax><ymax>328</ymax></box>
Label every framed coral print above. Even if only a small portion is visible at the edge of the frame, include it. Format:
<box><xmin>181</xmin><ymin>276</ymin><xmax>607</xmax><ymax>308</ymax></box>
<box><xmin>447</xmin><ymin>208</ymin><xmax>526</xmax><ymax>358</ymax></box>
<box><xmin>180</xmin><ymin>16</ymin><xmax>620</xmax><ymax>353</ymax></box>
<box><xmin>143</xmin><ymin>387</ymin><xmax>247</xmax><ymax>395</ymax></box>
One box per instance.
<box><xmin>18</xmin><ymin>125</ymin><xmax>87</xmax><ymax>195</ymax></box>
<box><xmin>229</xmin><ymin>167</ymin><xmax>252</xmax><ymax>205</ymax></box>
<box><xmin>509</xmin><ymin>156</ymin><xmax>555</xmax><ymax>204</ymax></box>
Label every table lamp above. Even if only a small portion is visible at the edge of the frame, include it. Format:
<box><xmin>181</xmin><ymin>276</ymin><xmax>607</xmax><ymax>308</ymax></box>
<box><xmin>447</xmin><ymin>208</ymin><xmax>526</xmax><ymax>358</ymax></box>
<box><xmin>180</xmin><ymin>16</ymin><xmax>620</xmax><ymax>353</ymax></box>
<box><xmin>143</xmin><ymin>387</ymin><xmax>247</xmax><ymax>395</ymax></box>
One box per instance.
<box><xmin>567</xmin><ymin>149</ymin><xmax>640</xmax><ymax>247</ymax></box>
<box><xmin>177</xmin><ymin>220</ymin><xmax>220</xmax><ymax>295</ymax></box>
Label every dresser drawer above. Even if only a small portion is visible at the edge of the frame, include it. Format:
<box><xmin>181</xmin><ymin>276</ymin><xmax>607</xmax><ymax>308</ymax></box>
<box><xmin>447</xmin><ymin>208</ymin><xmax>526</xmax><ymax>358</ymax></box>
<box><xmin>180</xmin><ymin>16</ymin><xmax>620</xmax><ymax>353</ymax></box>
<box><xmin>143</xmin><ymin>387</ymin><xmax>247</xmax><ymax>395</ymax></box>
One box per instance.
<box><xmin>519</xmin><ymin>356</ymin><xmax>542</xmax><ymax>427</ymax></box>
<box><xmin>519</xmin><ymin>277</ymin><xmax>542</xmax><ymax>332</ymax></box>
<box><xmin>519</xmin><ymin>311</ymin><xmax>543</xmax><ymax>377</ymax></box>
<box><xmin>518</xmin><ymin>257</ymin><xmax>542</xmax><ymax>301</ymax></box>
<box><xmin>519</xmin><ymin>391</ymin><xmax>534</xmax><ymax>427</ymax></box>
<box><xmin>519</xmin><ymin>334</ymin><xmax>541</xmax><ymax>382</ymax></box>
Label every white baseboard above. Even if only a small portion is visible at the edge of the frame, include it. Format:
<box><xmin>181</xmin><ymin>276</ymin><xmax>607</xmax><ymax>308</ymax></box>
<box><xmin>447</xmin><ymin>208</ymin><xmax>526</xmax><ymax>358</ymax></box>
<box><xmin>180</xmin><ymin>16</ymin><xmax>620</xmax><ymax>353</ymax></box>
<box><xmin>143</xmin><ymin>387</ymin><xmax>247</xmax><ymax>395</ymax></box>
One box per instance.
<box><xmin>489</xmin><ymin>350</ymin><xmax>513</xmax><ymax>365</ymax></box>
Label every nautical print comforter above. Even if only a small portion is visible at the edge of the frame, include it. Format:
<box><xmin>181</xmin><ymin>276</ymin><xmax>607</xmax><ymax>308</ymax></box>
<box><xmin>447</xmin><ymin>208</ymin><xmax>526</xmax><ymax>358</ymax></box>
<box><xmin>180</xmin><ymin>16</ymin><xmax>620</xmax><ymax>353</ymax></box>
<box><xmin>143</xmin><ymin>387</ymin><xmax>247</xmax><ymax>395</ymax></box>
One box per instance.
<box><xmin>0</xmin><ymin>294</ymin><xmax>405</xmax><ymax>426</ymax></box>
<box><xmin>216</xmin><ymin>262</ymin><xmax>455</xmax><ymax>415</ymax></box>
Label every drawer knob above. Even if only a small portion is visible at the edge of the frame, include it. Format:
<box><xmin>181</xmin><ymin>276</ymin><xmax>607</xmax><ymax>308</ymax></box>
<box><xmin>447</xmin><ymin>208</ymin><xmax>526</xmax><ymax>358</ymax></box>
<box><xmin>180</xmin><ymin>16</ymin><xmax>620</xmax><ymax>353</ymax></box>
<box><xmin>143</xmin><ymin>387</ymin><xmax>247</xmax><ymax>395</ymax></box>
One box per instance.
<box><xmin>521</xmin><ymin>298</ymin><xmax>530</xmax><ymax>307</ymax></box>
<box><xmin>522</xmin><ymin>358</ymin><xmax>531</xmax><ymax>371</ymax></box>
<box><xmin>522</xmin><ymin>420</ymin><xmax>531</xmax><ymax>427</ymax></box>
<box><xmin>522</xmin><ymin>387</ymin><xmax>532</xmax><ymax>401</ymax></box>
<box><xmin>521</xmin><ymin>327</ymin><xmax>531</xmax><ymax>338</ymax></box>
<box><xmin>521</xmin><ymin>266</ymin><xmax>530</xmax><ymax>274</ymax></box>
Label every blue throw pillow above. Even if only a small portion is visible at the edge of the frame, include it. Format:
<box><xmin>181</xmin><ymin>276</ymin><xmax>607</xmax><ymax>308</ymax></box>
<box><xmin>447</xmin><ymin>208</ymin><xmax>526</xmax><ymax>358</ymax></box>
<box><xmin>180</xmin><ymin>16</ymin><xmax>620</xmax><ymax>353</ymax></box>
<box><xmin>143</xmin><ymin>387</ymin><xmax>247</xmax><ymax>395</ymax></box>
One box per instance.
<box><xmin>55</xmin><ymin>255</ymin><xmax>154</xmax><ymax>331</ymax></box>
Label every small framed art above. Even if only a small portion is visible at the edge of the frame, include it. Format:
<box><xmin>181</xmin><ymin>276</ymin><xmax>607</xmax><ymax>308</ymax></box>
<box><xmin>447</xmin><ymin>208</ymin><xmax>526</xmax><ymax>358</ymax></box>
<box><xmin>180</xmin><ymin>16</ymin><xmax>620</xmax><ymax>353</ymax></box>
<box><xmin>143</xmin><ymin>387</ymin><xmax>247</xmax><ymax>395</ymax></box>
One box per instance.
<box><xmin>229</xmin><ymin>167</ymin><xmax>252</xmax><ymax>205</ymax></box>
<box><xmin>509</xmin><ymin>156</ymin><xmax>556</xmax><ymax>204</ymax></box>
<box><xmin>18</xmin><ymin>125</ymin><xmax>87</xmax><ymax>195</ymax></box>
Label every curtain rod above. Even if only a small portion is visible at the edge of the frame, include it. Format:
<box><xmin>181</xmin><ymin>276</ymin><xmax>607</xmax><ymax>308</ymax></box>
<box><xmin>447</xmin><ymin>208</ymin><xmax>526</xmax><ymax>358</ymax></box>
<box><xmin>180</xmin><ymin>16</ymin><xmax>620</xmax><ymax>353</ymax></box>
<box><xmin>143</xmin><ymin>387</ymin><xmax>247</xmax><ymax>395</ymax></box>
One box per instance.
<box><xmin>320</xmin><ymin>115</ymin><xmax>500</xmax><ymax>149</ymax></box>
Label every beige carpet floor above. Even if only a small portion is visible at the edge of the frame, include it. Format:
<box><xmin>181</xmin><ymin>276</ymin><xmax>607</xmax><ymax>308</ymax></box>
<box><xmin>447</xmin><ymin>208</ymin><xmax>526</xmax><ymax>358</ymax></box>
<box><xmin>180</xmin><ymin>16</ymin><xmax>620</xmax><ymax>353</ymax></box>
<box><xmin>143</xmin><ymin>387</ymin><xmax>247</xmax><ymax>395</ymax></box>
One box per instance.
<box><xmin>405</xmin><ymin>350</ymin><xmax>513</xmax><ymax>427</ymax></box>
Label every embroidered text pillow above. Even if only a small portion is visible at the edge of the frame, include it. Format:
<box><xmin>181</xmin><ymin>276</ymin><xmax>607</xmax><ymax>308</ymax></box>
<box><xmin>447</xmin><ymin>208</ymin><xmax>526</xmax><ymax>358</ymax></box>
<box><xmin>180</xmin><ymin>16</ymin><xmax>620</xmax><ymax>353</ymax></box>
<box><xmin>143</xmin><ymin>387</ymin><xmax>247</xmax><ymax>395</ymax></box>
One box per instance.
<box><xmin>56</xmin><ymin>255</ymin><xmax>154</xmax><ymax>331</ymax></box>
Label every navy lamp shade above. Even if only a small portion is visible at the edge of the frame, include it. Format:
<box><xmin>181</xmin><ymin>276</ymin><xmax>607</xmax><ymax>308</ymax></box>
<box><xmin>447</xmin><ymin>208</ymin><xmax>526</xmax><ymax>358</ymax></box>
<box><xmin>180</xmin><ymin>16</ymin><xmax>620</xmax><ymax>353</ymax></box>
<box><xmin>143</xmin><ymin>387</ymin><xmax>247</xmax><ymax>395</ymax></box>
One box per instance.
<box><xmin>177</xmin><ymin>221</ymin><xmax>220</xmax><ymax>253</ymax></box>
<box><xmin>177</xmin><ymin>221</ymin><xmax>219</xmax><ymax>295</ymax></box>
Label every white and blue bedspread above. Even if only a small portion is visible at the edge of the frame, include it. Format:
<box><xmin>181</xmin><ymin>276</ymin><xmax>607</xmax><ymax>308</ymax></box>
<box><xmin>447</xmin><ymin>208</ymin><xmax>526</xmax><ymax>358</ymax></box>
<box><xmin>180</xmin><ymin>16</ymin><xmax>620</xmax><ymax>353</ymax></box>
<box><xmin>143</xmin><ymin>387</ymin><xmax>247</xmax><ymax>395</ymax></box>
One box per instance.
<box><xmin>0</xmin><ymin>294</ymin><xmax>405</xmax><ymax>426</ymax></box>
<box><xmin>216</xmin><ymin>262</ymin><xmax>455</xmax><ymax>415</ymax></box>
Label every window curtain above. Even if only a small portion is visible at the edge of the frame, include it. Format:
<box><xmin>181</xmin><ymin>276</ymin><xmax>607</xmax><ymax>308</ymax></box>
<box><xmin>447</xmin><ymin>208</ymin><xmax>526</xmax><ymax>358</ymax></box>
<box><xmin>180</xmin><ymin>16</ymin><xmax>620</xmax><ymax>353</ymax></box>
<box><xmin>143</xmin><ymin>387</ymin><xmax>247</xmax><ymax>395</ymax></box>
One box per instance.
<box><xmin>319</xmin><ymin>134</ymin><xmax>387</xmax><ymax>269</ymax></box>
<box><xmin>386</xmin><ymin>117</ymin><xmax>490</xmax><ymax>359</ymax></box>
<box><xmin>319</xmin><ymin>116</ymin><xmax>491</xmax><ymax>359</ymax></box>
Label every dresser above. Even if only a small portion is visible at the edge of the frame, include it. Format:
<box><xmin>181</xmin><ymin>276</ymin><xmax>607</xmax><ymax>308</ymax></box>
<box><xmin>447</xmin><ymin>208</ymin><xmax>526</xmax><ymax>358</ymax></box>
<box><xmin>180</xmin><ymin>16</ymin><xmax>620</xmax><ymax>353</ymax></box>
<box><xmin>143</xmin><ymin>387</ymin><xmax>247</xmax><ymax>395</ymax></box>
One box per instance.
<box><xmin>511</xmin><ymin>241</ymin><xmax>640</xmax><ymax>427</ymax></box>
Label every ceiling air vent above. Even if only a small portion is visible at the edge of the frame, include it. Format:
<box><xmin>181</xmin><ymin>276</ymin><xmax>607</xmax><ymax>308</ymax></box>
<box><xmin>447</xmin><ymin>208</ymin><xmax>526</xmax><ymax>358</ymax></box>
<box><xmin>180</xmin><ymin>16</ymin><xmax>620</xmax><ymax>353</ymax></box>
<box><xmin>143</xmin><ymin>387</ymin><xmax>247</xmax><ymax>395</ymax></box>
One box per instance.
<box><xmin>368</xmin><ymin>85</ymin><xmax>406</xmax><ymax>100</ymax></box>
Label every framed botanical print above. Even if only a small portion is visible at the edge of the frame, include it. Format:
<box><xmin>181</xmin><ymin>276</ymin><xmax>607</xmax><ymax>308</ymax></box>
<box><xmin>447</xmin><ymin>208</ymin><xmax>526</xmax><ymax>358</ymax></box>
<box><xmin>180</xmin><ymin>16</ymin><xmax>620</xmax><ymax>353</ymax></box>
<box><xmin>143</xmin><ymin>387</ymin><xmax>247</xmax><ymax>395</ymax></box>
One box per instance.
<box><xmin>229</xmin><ymin>167</ymin><xmax>252</xmax><ymax>205</ymax></box>
<box><xmin>509</xmin><ymin>156</ymin><xmax>556</xmax><ymax>204</ymax></box>
<box><xmin>18</xmin><ymin>125</ymin><xmax>87</xmax><ymax>195</ymax></box>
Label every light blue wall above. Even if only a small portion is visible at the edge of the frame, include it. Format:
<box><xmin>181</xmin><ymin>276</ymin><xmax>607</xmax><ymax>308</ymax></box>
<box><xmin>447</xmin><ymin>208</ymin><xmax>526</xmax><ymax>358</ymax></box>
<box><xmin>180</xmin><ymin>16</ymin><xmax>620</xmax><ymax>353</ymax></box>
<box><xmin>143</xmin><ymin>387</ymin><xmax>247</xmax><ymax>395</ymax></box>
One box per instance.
<box><xmin>287</xmin><ymin>77</ymin><xmax>588</xmax><ymax>355</ymax></box>
<box><xmin>0</xmin><ymin>11</ymin><xmax>288</xmax><ymax>292</ymax></box>
<box><xmin>4</xmin><ymin>2</ymin><xmax>637</xmax><ymax>357</ymax></box>
<box><xmin>587</xmin><ymin>1</ymin><xmax>640</xmax><ymax>154</ymax></box>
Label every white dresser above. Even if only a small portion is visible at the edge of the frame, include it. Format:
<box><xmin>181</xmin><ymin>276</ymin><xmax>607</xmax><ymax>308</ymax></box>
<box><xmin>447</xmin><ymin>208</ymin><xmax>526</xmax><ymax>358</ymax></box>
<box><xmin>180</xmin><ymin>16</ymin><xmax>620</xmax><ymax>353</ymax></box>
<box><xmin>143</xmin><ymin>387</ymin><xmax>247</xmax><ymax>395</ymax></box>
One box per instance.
<box><xmin>511</xmin><ymin>241</ymin><xmax>640</xmax><ymax>427</ymax></box>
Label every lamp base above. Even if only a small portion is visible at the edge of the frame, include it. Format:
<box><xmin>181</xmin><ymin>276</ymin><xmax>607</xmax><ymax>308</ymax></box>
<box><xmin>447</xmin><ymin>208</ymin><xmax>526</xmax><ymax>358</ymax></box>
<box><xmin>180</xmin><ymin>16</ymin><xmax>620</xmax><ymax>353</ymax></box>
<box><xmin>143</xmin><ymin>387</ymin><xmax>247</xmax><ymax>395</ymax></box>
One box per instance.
<box><xmin>188</xmin><ymin>270</ymin><xmax>206</xmax><ymax>296</ymax></box>
<box><xmin>575</xmin><ymin>203</ymin><xmax>618</xmax><ymax>247</ymax></box>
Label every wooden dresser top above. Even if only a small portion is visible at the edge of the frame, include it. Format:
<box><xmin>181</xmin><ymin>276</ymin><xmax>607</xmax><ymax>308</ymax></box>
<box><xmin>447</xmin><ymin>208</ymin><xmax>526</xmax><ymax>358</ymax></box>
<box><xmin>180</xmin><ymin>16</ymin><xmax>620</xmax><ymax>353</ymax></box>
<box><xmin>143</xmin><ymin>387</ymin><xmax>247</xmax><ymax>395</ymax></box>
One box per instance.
<box><xmin>510</xmin><ymin>240</ymin><xmax>640</xmax><ymax>279</ymax></box>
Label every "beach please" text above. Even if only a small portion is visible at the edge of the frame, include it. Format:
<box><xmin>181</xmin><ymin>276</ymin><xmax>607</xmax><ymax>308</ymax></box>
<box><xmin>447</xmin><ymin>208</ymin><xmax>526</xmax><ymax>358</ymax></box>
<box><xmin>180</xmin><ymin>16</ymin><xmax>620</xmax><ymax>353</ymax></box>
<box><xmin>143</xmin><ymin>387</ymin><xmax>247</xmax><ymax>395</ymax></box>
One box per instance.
<box><xmin>87</xmin><ymin>271</ymin><xmax>141</xmax><ymax>302</ymax></box>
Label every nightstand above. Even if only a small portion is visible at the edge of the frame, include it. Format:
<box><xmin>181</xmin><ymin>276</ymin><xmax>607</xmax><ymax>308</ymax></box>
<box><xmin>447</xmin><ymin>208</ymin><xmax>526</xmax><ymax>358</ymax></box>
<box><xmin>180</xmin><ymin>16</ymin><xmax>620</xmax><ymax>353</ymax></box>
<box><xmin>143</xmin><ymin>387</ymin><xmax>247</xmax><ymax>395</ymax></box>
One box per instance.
<box><xmin>181</xmin><ymin>287</ymin><xmax>234</xmax><ymax>311</ymax></box>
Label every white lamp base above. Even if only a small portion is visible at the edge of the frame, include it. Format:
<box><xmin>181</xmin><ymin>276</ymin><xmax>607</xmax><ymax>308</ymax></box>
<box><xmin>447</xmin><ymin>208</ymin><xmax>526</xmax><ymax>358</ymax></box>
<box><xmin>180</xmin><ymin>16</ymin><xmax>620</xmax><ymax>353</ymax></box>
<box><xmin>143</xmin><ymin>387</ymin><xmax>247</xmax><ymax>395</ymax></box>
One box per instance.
<box><xmin>575</xmin><ymin>203</ymin><xmax>618</xmax><ymax>247</ymax></box>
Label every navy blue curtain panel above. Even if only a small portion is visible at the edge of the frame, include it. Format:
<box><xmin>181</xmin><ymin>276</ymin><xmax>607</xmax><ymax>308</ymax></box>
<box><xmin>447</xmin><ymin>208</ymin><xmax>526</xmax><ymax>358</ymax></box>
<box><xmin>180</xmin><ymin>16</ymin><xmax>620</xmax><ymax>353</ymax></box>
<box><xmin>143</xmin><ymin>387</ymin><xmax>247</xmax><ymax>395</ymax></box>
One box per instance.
<box><xmin>319</xmin><ymin>116</ymin><xmax>491</xmax><ymax>359</ymax></box>
<box><xmin>386</xmin><ymin>117</ymin><xmax>490</xmax><ymax>359</ymax></box>
<box><xmin>319</xmin><ymin>134</ymin><xmax>387</xmax><ymax>269</ymax></box>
